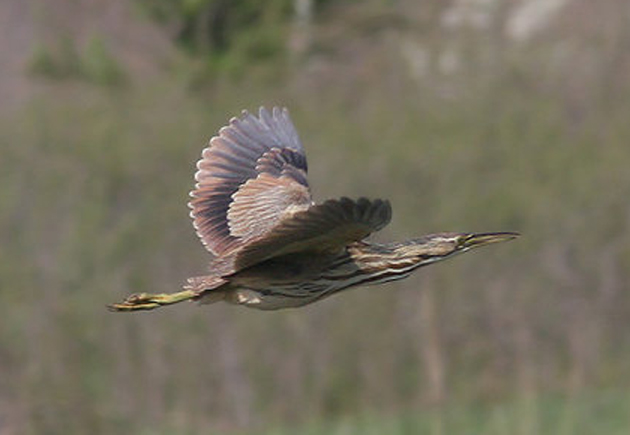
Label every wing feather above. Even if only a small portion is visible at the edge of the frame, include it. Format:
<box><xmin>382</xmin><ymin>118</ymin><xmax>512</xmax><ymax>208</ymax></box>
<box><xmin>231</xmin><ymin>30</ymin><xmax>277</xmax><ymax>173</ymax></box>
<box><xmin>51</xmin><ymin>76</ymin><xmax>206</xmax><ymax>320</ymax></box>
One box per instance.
<box><xmin>189</xmin><ymin>107</ymin><xmax>310</xmax><ymax>256</ymax></box>
<box><xmin>189</xmin><ymin>108</ymin><xmax>393</xmax><ymax>277</ymax></box>
<box><xmin>233</xmin><ymin>197</ymin><xmax>392</xmax><ymax>270</ymax></box>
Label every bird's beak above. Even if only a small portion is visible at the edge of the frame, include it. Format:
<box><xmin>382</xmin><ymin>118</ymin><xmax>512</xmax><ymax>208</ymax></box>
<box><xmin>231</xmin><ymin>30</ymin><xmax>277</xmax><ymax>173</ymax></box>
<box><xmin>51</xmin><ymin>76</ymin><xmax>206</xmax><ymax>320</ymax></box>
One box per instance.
<box><xmin>460</xmin><ymin>232</ymin><xmax>520</xmax><ymax>249</ymax></box>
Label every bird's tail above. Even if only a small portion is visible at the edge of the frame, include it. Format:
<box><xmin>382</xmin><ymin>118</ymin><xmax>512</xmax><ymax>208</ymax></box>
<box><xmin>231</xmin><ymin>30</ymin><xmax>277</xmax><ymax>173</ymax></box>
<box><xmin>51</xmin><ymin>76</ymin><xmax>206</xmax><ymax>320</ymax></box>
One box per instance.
<box><xmin>185</xmin><ymin>275</ymin><xmax>228</xmax><ymax>305</ymax></box>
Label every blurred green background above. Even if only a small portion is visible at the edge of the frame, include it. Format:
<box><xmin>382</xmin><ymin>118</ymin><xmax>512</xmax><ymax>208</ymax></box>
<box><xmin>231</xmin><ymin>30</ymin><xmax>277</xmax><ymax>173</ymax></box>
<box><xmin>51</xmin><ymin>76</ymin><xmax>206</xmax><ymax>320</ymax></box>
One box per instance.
<box><xmin>1</xmin><ymin>0</ymin><xmax>630</xmax><ymax>433</ymax></box>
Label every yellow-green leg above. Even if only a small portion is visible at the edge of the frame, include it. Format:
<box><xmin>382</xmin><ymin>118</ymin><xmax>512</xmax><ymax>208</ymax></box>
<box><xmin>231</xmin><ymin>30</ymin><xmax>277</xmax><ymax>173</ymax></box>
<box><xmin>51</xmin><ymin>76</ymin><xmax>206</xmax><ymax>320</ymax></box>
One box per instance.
<box><xmin>107</xmin><ymin>290</ymin><xmax>197</xmax><ymax>312</ymax></box>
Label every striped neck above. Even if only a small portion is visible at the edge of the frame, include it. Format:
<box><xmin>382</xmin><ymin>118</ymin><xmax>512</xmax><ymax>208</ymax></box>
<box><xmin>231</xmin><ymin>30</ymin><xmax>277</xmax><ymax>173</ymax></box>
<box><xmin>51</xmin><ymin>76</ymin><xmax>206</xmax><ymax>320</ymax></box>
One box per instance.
<box><xmin>317</xmin><ymin>241</ymin><xmax>449</xmax><ymax>290</ymax></box>
<box><xmin>348</xmin><ymin>241</ymin><xmax>452</xmax><ymax>271</ymax></box>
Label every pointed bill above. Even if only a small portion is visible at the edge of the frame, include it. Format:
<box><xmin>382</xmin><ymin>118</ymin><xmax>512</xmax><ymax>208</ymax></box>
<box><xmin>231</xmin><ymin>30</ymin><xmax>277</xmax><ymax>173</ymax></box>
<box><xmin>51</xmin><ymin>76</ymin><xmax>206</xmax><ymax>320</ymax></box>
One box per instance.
<box><xmin>460</xmin><ymin>232</ymin><xmax>520</xmax><ymax>249</ymax></box>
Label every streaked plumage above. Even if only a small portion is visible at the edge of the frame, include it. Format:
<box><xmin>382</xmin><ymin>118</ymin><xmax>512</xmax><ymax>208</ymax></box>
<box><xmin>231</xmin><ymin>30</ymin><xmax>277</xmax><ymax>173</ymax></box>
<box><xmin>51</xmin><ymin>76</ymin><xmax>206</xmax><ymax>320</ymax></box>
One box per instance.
<box><xmin>109</xmin><ymin>107</ymin><xmax>518</xmax><ymax>312</ymax></box>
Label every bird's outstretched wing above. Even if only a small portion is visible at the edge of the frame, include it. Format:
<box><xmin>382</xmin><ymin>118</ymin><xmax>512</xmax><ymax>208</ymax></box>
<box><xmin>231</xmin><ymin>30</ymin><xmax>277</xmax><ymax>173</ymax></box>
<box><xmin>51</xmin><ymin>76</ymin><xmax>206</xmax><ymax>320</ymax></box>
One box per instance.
<box><xmin>189</xmin><ymin>107</ymin><xmax>312</xmax><ymax>257</ymax></box>
<box><xmin>234</xmin><ymin>197</ymin><xmax>392</xmax><ymax>270</ymax></box>
<box><xmin>190</xmin><ymin>108</ymin><xmax>392</xmax><ymax>276</ymax></box>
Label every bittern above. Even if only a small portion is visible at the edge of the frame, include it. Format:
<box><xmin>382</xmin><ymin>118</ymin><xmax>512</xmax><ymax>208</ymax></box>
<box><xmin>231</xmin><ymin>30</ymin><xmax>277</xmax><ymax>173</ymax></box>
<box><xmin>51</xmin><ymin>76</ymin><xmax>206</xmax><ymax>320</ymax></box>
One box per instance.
<box><xmin>109</xmin><ymin>107</ymin><xmax>517</xmax><ymax>312</ymax></box>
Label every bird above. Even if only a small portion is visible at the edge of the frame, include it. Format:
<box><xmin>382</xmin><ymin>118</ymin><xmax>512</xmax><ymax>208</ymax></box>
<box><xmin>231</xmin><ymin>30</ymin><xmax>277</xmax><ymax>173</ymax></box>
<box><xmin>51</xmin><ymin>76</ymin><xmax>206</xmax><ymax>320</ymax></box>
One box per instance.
<box><xmin>108</xmin><ymin>107</ymin><xmax>518</xmax><ymax>312</ymax></box>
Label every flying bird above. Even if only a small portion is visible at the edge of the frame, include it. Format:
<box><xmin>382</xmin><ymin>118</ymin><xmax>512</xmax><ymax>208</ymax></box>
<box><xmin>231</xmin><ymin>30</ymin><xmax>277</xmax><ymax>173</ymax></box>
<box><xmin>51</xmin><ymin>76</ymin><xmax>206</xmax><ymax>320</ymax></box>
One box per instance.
<box><xmin>109</xmin><ymin>107</ymin><xmax>517</xmax><ymax>312</ymax></box>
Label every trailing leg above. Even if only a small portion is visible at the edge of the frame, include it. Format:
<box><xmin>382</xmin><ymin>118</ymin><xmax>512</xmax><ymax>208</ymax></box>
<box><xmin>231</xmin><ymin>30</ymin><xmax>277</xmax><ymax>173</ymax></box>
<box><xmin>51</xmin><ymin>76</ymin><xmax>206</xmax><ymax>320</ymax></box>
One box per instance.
<box><xmin>108</xmin><ymin>275</ymin><xmax>227</xmax><ymax>312</ymax></box>
<box><xmin>107</xmin><ymin>290</ymin><xmax>197</xmax><ymax>312</ymax></box>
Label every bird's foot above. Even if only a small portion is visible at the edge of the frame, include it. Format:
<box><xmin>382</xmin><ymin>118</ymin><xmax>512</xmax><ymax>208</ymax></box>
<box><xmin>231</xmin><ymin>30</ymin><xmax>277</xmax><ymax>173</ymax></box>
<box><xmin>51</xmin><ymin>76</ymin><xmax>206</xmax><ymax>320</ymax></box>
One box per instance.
<box><xmin>107</xmin><ymin>290</ymin><xmax>196</xmax><ymax>312</ymax></box>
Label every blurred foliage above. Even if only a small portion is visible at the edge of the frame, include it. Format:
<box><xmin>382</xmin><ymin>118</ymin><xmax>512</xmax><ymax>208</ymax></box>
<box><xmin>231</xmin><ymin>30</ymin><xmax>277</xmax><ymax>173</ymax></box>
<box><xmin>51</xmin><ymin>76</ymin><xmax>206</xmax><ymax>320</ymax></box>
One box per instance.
<box><xmin>28</xmin><ymin>36</ymin><xmax>83</xmax><ymax>79</ymax></box>
<box><xmin>28</xmin><ymin>35</ymin><xmax>126</xmax><ymax>86</ymax></box>
<box><xmin>82</xmin><ymin>37</ymin><xmax>127</xmax><ymax>86</ymax></box>
<box><xmin>3</xmin><ymin>0</ymin><xmax>630</xmax><ymax>433</ymax></box>
<box><xmin>138</xmin><ymin>0</ymin><xmax>291</xmax><ymax>55</ymax></box>
<box><xmin>264</xmin><ymin>390</ymin><xmax>630</xmax><ymax>435</ymax></box>
<box><xmin>136</xmin><ymin>0</ymin><xmax>340</xmax><ymax>77</ymax></box>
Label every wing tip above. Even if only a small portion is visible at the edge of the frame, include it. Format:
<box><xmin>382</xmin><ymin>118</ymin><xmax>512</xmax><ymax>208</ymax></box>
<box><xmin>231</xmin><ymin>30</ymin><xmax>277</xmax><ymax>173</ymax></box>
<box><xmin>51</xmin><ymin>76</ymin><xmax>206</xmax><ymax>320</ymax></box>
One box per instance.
<box><xmin>259</xmin><ymin>105</ymin><xmax>288</xmax><ymax>117</ymax></box>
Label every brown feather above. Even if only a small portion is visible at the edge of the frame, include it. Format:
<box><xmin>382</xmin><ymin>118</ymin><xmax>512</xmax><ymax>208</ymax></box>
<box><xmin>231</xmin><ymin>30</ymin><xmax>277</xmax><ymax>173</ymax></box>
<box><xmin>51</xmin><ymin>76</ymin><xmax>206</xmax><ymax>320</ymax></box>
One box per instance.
<box><xmin>233</xmin><ymin>197</ymin><xmax>392</xmax><ymax>270</ymax></box>
<box><xmin>189</xmin><ymin>107</ymin><xmax>309</xmax><ymax>256</ymax></box>
<box><xmin>189</xmin><ymin>108</ymin><xmax>392</xmax><ymax>278</ymax></box>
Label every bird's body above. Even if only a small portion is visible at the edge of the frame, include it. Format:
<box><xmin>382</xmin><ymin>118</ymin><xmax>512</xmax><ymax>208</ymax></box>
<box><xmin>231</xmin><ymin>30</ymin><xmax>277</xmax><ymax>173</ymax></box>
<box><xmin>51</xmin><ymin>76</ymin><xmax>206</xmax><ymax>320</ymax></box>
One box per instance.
<box><xmin>197</xmin><ymin>241</ymin><xmax>427</xmax><ymax>310</ymax></box>
<box><xmin>109</xmin><ymin>107</ymin><xmax>517</xmax><ymax>312</ymax></box>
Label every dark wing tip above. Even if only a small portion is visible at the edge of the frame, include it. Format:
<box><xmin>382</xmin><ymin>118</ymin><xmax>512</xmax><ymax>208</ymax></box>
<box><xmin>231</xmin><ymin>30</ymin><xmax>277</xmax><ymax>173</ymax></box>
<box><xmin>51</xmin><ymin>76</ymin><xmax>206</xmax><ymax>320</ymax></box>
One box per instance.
<box><xmin>374</xmin><ymin>199</ymin><xmax>392</xmax><ymax>230</ymax></box>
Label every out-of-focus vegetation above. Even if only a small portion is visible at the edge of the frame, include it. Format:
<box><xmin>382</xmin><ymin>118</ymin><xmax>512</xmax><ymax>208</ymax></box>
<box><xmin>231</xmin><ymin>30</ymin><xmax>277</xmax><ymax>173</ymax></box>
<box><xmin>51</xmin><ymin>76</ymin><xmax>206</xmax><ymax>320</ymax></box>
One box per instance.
<box><xmin>29</xmin><ymin>36</ymin><xmax>126</xmax><ymax>85</ymax></box>
<box><xmin>1</xmin><ymin>0</ymin><xmax>630</xmax><ymax>433</ymax></box>
<box><xmin>139</xmin><ymin>0</ymin><xmax>295</xmax><ymax>54</ymax></box>
<box><xmin>265</xmin><ymin>390</ymin><xmax>630</xmax><ymax>435</ymax></box>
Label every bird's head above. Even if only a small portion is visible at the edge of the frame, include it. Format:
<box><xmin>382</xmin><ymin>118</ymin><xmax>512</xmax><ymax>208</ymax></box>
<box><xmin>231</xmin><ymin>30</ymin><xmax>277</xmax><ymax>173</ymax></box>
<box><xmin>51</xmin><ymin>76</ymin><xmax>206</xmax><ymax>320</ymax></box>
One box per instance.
<box><xmin>397</xmin><ymin>231</ymin><xmax>519</xmax><ymax>265</ymax></box>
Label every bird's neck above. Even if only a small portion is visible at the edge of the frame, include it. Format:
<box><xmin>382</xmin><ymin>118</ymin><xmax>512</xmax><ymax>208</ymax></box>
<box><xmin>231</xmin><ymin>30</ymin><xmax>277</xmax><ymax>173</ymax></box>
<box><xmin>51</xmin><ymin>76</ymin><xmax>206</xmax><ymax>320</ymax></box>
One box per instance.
<box><xmin>347</xmin><ymin>241</ymin><xmax>432</xmax><ymax>273</ymax></box>
<box><xmin>323</xmin><ymin>241</ymin><xmax>425</xmax><ymax>289</ymax></box>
